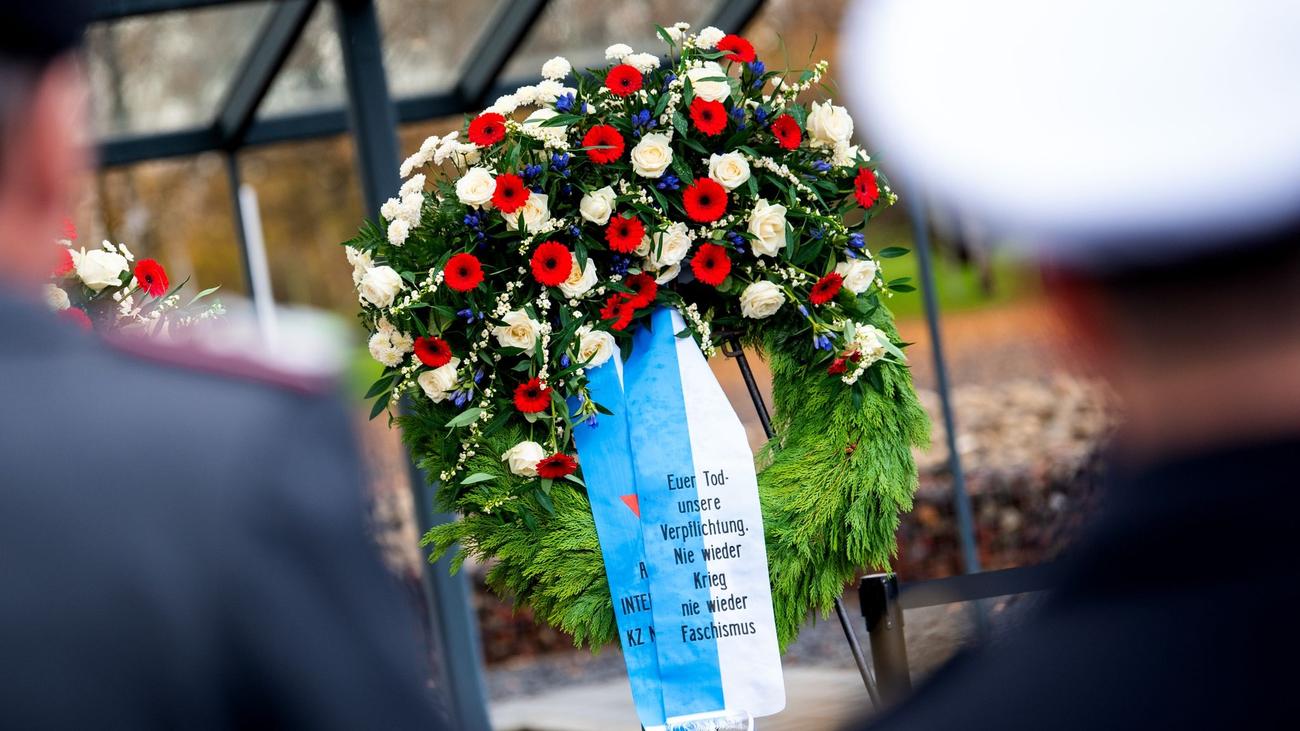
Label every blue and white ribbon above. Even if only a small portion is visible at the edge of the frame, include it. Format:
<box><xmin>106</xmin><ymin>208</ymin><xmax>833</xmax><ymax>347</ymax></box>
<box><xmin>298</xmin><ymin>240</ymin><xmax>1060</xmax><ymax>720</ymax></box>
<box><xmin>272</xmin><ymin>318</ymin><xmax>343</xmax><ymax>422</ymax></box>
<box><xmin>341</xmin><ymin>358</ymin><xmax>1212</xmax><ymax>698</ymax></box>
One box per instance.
<box><xmin>623</xmin><ymin>308</ymin><xmax>785</xmax><ymax>725</ymax></box>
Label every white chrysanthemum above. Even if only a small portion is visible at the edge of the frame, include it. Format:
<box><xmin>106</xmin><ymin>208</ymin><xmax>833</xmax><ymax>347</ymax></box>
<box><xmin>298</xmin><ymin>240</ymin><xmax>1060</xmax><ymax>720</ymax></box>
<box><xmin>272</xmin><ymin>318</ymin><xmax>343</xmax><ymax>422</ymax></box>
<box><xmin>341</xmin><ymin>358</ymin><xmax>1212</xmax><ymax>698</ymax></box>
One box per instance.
<box><xmin>380</xmin><ymin>196</ymin><xmax>402</xmax><ymax>221</ymax></box>
<box><xmin>605</xmin><ymin>43</ymin><xmax>633</xmax><ymax>61</ymax></box>
<box><xmin>541</xmin><ymin>56</ymin><xmax>571</xmax><ymax>80</ymax></box>
<box><xmin>696</xmin><ymin>26</ymin><xmax>726</xmax><ymax>49</ymax></box>
<box><xmin>666</xmin><ymin>21</ymin><xmax>691</xmax><ymax>43</ymax></box>
<box><xmin>533</xmin><ymin>79</ymin><xmax>570</xmax><ymax>106</ymax></box>
<box><xmin>625</xmin><ymin>52</ymin><xmax>660</xmax><ymax>73</ymax></box>
<box><xmin>486</xmin><ymin>93</ymin><xmax>519</xmax><ymax>115</ymax></box>
<box><xmin>368</xmin><ymin>318</ymin><xmax>413</xmax><ymax>367</ymax></box>
<box><xmin>514</xmin><ymin>84</ymin><xmax>540</xmax><ymax>106</ymax></box>
<box><xmin>387</xmin><ymin>219</ymin><xmax>410</xmax><ymax>246</ymax></box>
<box><xmin>400</xmin><ymin>174</ymin><xmax>425</xmax><ymax>198</ymax></box>
<box><xmin>346</xmin><ymin>246</ymin><xmax>373</xmax><ymax>285</ymax></box>
<box><xmin>398</xmin><ymin>192</ymin><xmax>423</xmax><ymax>225</ymax></box>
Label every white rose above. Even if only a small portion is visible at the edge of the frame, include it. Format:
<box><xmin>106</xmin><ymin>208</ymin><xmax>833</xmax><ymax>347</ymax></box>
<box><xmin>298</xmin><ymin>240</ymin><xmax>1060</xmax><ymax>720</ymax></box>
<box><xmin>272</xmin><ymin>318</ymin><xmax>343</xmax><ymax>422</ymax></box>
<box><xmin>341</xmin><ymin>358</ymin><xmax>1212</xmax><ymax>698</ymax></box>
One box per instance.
<box><xmin>576</xmin><ymin>325</ymin><xmax>615</xmax><ymax>368</ymax></box>
<box><xmin>503</xmin><ymin>192</ymin><xmax>550</xmax><ymax>232</ymax></box>
<box><xmin>417</xmin><ymin>357</ymin><xmax>461</xmax><ymax>403</ymax></box>
<box><xmin>686</xmin><ymin>62</ymin><xmax>730</xmax><ymax>103</ymax></box>
<box><xmin>634</xmin><ymin>235</ymin><xmax>652</xmax><ymax>257</ymax></box>
<box><xmin>455</xmin><ymin>167</ymin><xmax>496</xmax><ymax>208</ymax></box>
<box><xmin>492</xmin><ymin>309</ymin><xmax>541</xmax><ymax>350</ymax></box>
<box><xmin>739</xmin><ymin>280</ymin><xmax>786</xmax><ymax>319</ymax></box>
<box><xmin>358</xmin><ymin>265</ymin><xmax>404</xmax><ymax>309</ymax></box>
<box><xmin>630</xmin><ymin>132</ymin><xmax>673</xmax><ymax>178</ymax></box>
<box><xmin>44</xmin><ymin>284</ymin><xmax>69</xmax><ymax>311</ymax></box>
<box><xmin>75</xmin><ymin>248</ymin><xmax>128</xmax><ymax>292</ymax></box>
<box><xmin>747</xmin><ymin>199</ymin><xmax>788</xmax><ymax>257</ymax></box>
<box><xmin>558</xmin><ymin>255</ymin><xmax>598</xmax><ymax>298</ymax></box>
<box><xmin>696</xmin><ymin>26</ymin><xmax>725</xmax><ymax>49</ymax></box>
<box><xmin>605</xmin><ymin>43</ymin><xmax>633</xmax><ymax>61</ymax></box>
<box><xmin>387</xmin><ymin>219</ymin><xmax>410</xmax><ymax>246</ymax></box>
<box><xmin>626</xmin><ymin>52</ymin><xmax>661</xmax><ymax>73</ymax></box>
<box><xmin>806</xmin><ymin>101</ymin><xmax>855</xmax><ymax>148</ymax></box>
<box><xmin>502</xmin><ymin>440</ymin><xmax>546</xmax><ymax>478</ymax></box>
<box><xmin>835</xmin><ymin>259</ymin><xmax>879</xmax><ymax>294</ymax></box>
<box><xmin>654</xmin><ymin>263</ymin><xmax>681</xmax><ymax>284</ymax></box>
<box><xmin>579</xmin><ymin>186</ymin><xmax>616</xmax><ymax>225</ymax></box>
<box><xmin>541</xmin><ymin>56</ymin><xmax>571</xmax><ymax>80</ymax></box>
<box><xmin>708</xmin><ymin>152</ymin><xmax>751</xmax><ymax>191</ymax></box>
<box><xmin>649</xmin><ymin>222</ymin><xmax>693</xmax><ymax>268</ymax></box>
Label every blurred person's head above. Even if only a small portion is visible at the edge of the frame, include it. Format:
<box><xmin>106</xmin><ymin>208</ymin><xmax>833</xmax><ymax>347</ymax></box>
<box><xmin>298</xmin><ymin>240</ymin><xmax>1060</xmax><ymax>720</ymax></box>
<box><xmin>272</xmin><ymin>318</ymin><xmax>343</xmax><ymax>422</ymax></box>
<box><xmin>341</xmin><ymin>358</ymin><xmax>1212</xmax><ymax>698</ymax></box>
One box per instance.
<box><xmin>0</xmin><ymin>2</ymin><xmax>91</xmax><ymax>292</ymax></box>
<box><xmin>842</xmin><ymin>0</ymin><xmax>1300</xmax><ymax>462</ymax></box>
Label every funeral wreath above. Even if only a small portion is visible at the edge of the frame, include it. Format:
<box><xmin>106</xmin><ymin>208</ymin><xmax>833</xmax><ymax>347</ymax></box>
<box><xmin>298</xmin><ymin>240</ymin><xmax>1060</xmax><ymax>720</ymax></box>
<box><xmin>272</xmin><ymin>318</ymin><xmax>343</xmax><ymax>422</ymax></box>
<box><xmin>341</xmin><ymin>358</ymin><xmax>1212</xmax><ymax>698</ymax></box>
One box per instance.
<box><xmin>344</xmin><ymin>22</ymin><xmax>929</xmax><ymax>647</ymax></box>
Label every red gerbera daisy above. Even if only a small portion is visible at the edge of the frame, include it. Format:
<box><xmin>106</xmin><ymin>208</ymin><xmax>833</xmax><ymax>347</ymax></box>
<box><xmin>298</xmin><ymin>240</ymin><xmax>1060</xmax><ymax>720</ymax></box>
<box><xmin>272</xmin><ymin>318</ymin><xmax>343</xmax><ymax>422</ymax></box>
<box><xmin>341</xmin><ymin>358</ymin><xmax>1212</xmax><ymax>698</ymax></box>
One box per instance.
<box><xmin>531</xmin><ymin>241</ymin><xmax>574</xmax><ymax>287</ymax></box>
<box><xmin>133</xmin><ymin>259</ymin><xmax>169</xmax><ymax>297</ymax></box>
<box><xmin>691</xmin><ymin>243</ymin><xmax>731</xmax><ymax>287</ymax></box>
<box><xmin>52</xmin><ymin>248</ymin><xmax>74</xmax><ymax>277</ymax></box>
<box><xmin>717</xmin><ymin>34</ymin><xmax>756</xmax><ymax>64</ymax></box>
<box><xmin>444</xmin><ymin>252</ymin><xmax>484</xmax><ymax>292</ymax></box>
<box><xmin>810</xmin><ymin>272</ymin><xmax>844</xmax><ymax>305</ymax></box>
<box><xmin>605</xmin><ymin>64</ymin><xmax>643</xmax><ymax>97</ymax></box>
<box><xmin>771</xmin><ymin>114</ymin><xmax>802</xmax><ymax>150</ymax></box>
<box><xmin>682</xmin><ymin>178</ymin><xmax>728</xmax><ymax>223</ymax></box>
<box><xmin>624</xmin><ymin>273</ymin><xmax>658</xmax><ymax>308</ymax></box>
<box><xmin>582</xmin><ymin>125</ymin><xmax>625</xmax><ymax>164</ymax></box>
<box><xmin>413</xmin><ymin>336</ymin><xmax>453</xmax><ymax>368</ymax></box>
<box><xmin>854</xmin><ymin>167</ymin><xmax>880</xmax><ymax>209</ymax></box>
<box><xmin>61</xmin><ymin>308</ymin><xmax>92</xmax><ymax>331</ymax></box>
<box><xmin>827</xmin><ymin>357</ymin><xmax>848</xmax><ymax>376</ymax></box>
<box><xmin>605</xmin><ymin>213</ymin><xmax>645</xmax><ymax>254</ymax></box>
<box><xmin>600</xmin><ymin>293</ymin><xmax>636</xmax><ymax>331</ymax></box>
<box><xmin>513</xmin><ymin>377</ymin><xmax>552</xmax><ymax>413</ymax></box>
<box><xmin>536</xmin><ymin>452</ymin><xmax>578</xmax><ymax>479</ymax></box>
<box><xmin>467</xmin><ymin>112</ymin><xmax>507</xmax><ymax>146</ymax></box>
<box><xmin>492</xmin><ymin>173</ymin><xmax>530</xmax><ymax>214</ymax></box>
<box><xmin>689</xmin><ymin>97</ymin><xmax>727</xmax><ymax>136</ymax></box>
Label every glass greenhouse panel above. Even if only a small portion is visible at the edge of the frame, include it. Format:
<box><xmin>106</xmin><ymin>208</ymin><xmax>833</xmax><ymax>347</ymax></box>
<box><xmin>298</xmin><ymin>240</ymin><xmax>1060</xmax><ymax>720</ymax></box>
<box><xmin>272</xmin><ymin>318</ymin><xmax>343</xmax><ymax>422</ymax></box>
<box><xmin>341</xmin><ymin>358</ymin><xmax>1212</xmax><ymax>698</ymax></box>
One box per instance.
<box><xmin>86</xmin><ymin>2</ymin><xmax>275</xmax><ymax>138</ymax></box>
<box><xmin>376</xmin><ymin>0</ymin><xmax>506</xmax><ymax>100</ymax></box>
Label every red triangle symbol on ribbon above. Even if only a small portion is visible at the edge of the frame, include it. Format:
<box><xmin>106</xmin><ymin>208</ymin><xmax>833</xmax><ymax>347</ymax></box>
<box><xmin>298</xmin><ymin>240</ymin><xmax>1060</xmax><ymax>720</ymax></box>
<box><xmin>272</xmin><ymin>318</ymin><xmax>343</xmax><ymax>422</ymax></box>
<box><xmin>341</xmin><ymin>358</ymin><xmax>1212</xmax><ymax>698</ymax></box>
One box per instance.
<box><xmin>619</xmin><ymin>494</ymin><xmax>640</xmax><ymax>518</ymax></box>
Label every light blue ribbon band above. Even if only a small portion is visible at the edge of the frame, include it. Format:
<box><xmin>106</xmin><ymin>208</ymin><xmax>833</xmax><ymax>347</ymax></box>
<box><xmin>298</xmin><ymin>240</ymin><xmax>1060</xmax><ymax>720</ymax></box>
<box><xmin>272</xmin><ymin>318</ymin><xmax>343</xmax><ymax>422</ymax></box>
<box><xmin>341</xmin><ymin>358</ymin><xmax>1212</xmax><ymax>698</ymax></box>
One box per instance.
<box><xmin>625</xmin><ymin>307</ymin><xmax>726</xmax><ymax>717</ymax></box>
<box><xmin>571</xmin><ymin>356</ymin><xmax>667</xmax><ymax>728</ymax></box>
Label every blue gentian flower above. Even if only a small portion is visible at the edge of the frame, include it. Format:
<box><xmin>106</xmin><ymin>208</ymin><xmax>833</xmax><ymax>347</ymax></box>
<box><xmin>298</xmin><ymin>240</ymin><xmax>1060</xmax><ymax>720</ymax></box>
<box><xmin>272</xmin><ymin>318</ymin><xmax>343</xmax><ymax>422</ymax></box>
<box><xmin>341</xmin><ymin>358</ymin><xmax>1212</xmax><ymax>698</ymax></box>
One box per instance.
<box><xmin>848</xmin><ymin>232</ymin><xmax>866</xmax><ymax>249</ymax></box>
<box><xmin>749</xmin><ymin>60</ymin><xmax>765</xmax><ymax>76</ymax></box>
<box><xmin>656</xmin><ymin>173</ymin><xmax>681</xmax><ymax>191</ymax></box>
<box><xmin>555</xmin><ymin>93</ymin><xmax>576</xmax><ymax>113</ymax></box>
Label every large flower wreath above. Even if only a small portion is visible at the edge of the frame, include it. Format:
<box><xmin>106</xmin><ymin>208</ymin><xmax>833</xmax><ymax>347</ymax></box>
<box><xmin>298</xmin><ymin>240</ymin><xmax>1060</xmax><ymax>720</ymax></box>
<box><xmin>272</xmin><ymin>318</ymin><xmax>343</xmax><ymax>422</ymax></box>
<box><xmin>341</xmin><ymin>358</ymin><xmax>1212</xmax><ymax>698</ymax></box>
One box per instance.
<box><xmin>345</xmin><ymin>23</ymin><xmax>928</xmax><ymax>648</ymax></box>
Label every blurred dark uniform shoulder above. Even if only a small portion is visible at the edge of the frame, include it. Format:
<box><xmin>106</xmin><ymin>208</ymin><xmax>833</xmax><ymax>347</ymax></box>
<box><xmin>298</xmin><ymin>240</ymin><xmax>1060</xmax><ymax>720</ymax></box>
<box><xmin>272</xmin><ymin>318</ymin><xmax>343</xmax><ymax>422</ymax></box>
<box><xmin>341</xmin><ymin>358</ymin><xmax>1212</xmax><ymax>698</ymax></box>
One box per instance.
<box><xmin>864</xmin><ymin>439</ymin><xmax>1300</xmax><ymax>730</ymax></box>
<box><xmin>0</xmin><ymin>292</ymin><xmax>442</xmax><ymax>730</ymax></box>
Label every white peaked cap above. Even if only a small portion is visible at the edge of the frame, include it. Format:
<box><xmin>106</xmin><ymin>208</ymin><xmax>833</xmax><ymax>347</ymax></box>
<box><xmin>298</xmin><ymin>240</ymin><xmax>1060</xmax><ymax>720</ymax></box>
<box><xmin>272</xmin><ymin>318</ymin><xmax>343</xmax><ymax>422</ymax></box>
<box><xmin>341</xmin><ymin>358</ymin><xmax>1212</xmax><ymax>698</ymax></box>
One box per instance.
<box><xmin>839</xmin><ymin>0</ymin><xmax>1300</xmax><ymax>268</ymax></box>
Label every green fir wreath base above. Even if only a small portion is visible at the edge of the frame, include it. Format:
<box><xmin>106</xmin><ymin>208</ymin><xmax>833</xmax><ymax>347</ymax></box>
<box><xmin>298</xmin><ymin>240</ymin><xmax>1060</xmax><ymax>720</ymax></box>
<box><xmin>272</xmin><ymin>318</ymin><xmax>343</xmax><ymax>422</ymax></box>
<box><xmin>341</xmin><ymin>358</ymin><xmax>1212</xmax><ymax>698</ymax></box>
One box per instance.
<box><xmin>413</xmin><ymin>305</ymin><xmax>929</xmax><ymax>650</ymax></box>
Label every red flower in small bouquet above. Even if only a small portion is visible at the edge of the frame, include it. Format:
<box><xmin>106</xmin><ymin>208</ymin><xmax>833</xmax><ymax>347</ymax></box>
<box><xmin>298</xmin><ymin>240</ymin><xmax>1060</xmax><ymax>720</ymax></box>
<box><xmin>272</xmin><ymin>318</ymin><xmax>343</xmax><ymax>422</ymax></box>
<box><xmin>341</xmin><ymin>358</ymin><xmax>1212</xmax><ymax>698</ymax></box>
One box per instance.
<box><xmin>133</xmin><ymin>259</ymin><xmax>169</xmax><ymax>297</ymax></box>
<box><xmin>771</xmin><ymin>114</ymin><xmax>802</xmax><ymax>150</ymax></box>
<box><xmin>492</xmin><ymin>173</ymin><xmax>530</xmax><ymax>214</ymax></box>
<box><xmin>583</xmin><ymin>125</ymin><xmax>624</xmax><ymax>164</ymax></box>
<box><xmin>810</xmin><ymin>272</ymin><xmax>844</xmax><ymax>305</ymax></box>
<box><xmin>605</xmin><ymin>214</ymin><xmax>645</xmax><ymax>253</ymax></box>
<box><xmin>683</xmin><ymin>179</ymin><xmax>727</xmax><ymax>223</ymax></box>
<box><xmin>689</xmin><ymin>98</ymin><xmax>727</xmax><ymax>136</ymax></box>
<box><xmin>605</xmin><ymin>64</ymin><xmax>643</xmax><ymax>97</ymax></box>
<box><xmin>414</xmin><ymin>336</ymin><xmax>453</xmax><ymax>368</ymax></box>
<box><xmin>468</xmin><ymin>112</ymin><xmax>507</xmax><ymax>146</ymax></box>
<box><xmin>717</xmin><ymin>34</ymin><xmax>756</xmax><ymax>64</ymax></box>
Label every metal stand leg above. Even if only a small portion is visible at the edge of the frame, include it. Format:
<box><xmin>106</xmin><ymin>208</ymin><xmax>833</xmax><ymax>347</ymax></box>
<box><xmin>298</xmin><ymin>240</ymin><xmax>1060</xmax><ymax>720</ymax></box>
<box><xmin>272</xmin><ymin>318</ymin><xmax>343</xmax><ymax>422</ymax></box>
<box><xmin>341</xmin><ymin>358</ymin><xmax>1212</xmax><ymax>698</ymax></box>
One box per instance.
<box><xmin>860</xmin><ymin>574</ymin><xmax>913</xmax><ymax>706</ymax></box>
<box><xmin>721</xmin><ymin>339</ymin><xmax>882</xmax><ymax>709</ymax></box>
